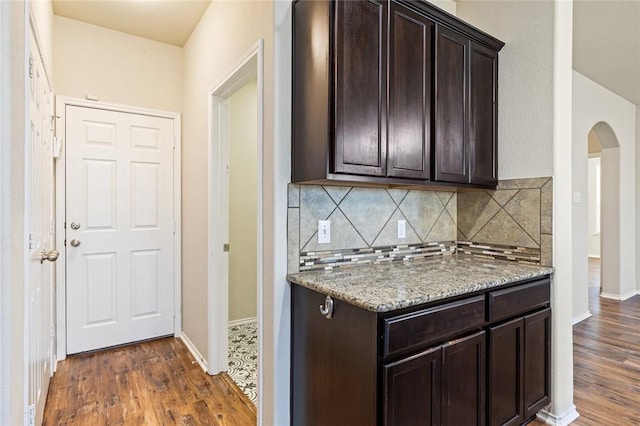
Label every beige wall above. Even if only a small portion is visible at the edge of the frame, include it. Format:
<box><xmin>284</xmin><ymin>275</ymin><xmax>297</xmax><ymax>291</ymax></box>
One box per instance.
<box><xmin>53</xmin><ymin>15</ymin><xmax>183</xmax><ymax>113</ymax></box>
<box><xmin>181</xmin><ymin>0</ymin><xmax>277</xmax><ymax>421</ymax></box>
<box><xmin>428</xmin><ymin>0</ymin><xmax>456</xmax><ymax>15</ymax></box>
<box><xmin>228</xmin><ymin>78</ymin><xmax>258</xmax><ymax>323</ymax></box>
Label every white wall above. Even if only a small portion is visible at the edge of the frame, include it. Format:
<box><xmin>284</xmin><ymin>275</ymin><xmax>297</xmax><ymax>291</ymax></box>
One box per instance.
<box><xmin>573</xmin><ymin>71</ymin><xmax>636</xmax><ymax>316</ymax></box>
<box><xmin>228</xmin><ymin>78</ymin><xmax>258</xmax><ymax>323</ymax></box>
<box><xmin>637</xmin><ymin>105</ymin><xmax>640</xmax><ymax>296</ymax></box>
<box><xmin>587</xmin><ymin>156</ymin><xmax>601</xmax><ymax>258</ymax></box>
<box><xmin>181</xmin><ymin>1</ymin><xmax>286</xmax><ymax>423</ymax></box>
<box><xmin>1</xmin><ymin>3</ymin><xmax>28</xmax><ymax>423</ymax></box>
<box><xmin>53</xmin><ymin>16</ymin><xmax>183</xmax><ymax>113</ymax></box>
<box><xmin>457</xmin><ymin>1</ymin><xmax>554</xmax><ymax>180</ymax></box>
<box><xmin>457</xmin><ymin>1</ymin><xmax>577</xmax><ymax>422</ymax></box>
<box><xmin>2</xmin><ymin>1</ymin><xmax>54</xmax><ymax>424</ymax></box>
<box><xmin>31</xmin><ymin>0</ymin><xmax>54</xmax><ymax>74</ymax></box>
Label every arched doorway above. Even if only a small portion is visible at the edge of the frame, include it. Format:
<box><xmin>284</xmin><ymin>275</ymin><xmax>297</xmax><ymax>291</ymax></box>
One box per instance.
<box><xmin>585</xmin><ymin>121</ymin><xmax>621</xmax><ymax>309</ymax></box>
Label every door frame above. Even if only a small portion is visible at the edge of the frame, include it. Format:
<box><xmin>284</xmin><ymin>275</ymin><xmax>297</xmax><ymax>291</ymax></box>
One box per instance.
<box><xmin>54</xmin><ymin>97</ymin><xmax>182</xmax><ymax>361</ymax></box>
<box><xmin>207</xmin><ymin>39</ymin><xmax>264</xmax><ymax>402</ymax></box>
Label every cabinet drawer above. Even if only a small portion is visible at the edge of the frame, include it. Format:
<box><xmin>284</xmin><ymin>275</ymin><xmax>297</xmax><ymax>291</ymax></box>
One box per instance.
<box><xmin>383</xmin><ymin>296</ymin><xmax>485</xmax><ymax>358</ymax></box>
<box><xmin>487</xmin><ymin>278</ymin><xmax>550</xmax><ymax>323</ymax></box>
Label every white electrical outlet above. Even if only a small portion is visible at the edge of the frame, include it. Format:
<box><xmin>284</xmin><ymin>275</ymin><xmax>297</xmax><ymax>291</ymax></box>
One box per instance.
<box><xmin>398</xmin><ymin>219</ymin><xmax>406</xmax><ymax>239</ymax></box>
<box><xmin>318</xmin><ymin>220</ymin><xmax>331</xmax><ymax>244</ymax></box>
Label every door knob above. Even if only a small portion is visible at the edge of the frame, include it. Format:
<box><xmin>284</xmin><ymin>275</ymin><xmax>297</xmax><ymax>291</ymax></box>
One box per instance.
<box><xmin>70</xmin><ymin>239</ymin><xmax>81</xmax><ymax>247</ymax></box>
<box><xmin>40</xmin><ymin>249</ymin><xmax>59</xmax><ymax>264</ymax></box>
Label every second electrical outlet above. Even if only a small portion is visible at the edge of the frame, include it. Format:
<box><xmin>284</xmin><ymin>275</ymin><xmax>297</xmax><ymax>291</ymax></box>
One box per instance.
<box><xmin>318</xmin><ymin>220</ymin><xmax>331</xmax><ymax>244</ymax></box>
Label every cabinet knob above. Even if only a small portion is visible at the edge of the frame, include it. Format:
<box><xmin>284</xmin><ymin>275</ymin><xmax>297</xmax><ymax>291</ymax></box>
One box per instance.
<box><xmin>319</xmin><ymin>295</ymin><xmax>334</xmax><ymax>320</ymax></box>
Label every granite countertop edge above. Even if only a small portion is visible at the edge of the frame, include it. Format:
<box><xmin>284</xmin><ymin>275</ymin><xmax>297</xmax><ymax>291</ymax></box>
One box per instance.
<box><xmin>287</xmin><ymin>257</ymin><xmax>554</xmax><ymax>313</ymax></box>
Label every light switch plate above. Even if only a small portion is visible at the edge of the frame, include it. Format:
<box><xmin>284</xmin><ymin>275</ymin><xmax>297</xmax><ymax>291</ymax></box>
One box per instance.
<box><xmin>318</xmin><ymin>220</ymin><xmax>331</xmax><ymax>244</ymax></box>
<box><xmin>573</xmin><ymin>191</ymin><xmax>582</xmax><ymax>203</ymax></box>
<box><xmin>397</xmin><ymin>219</ymin><xmax>406</xmax><ymax>239</ymax></box>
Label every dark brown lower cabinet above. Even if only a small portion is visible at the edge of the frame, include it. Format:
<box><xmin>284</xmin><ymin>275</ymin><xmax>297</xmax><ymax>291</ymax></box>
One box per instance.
<box><xmin>442</xmin><ymin>331</ymin><xmax>486</xmax><ymax>426</ymax></box>
<box><xmin>489</xmin><ymin>308</ymin><xmax>551</xmax><ymax>426</ymax></box>
<box><xmin>489</xmin><ymin>318</ymin><xmax>524</xmax><ymax>426</ymax></box>
<box><xmin>291</xmin><ymin>276</ymin><xmax>551</xmax><ymax>426</ymax></box>
<box><xmin>523</xmin><ymin>309</ymin><xmax>552</xmax><ymax>420</ymax></box>
<box><xmin>383</xmin><ymin>346</ymin><xmax>441</xmax><ymax>426</ymax></box>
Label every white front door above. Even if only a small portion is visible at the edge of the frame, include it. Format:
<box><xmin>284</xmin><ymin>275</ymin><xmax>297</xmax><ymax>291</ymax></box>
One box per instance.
<box><xmin>65</xmin><ymin>105</ymin><xmax>175</xmax><ymax>354</ymax></box>
<box><xmin>27</xmin><ymin>28</ymin><xmax>55</xmax><ymax>425</ymax></box>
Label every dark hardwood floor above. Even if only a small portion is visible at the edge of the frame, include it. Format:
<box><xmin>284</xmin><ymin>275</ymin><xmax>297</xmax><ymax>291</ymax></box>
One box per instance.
<box><xmin>44</xmin><ymin>258</ymin><xmax>640</xmax><ymax>425</ymax></box>
<box><xmin>532</xmin><ymin>258</ymin><xmax>640</xmax><ymax>425</ymax></box>
<box><xmin>43</xmin><ymin>337</ymin><xmax>256</xmax><ymax>425</ymax></box>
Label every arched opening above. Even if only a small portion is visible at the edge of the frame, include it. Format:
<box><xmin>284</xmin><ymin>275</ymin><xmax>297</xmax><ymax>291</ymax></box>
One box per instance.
<box><xmin>587</xmin><ymin>121</ymin><xmax>620</xmax><ymax>306</ymax></box>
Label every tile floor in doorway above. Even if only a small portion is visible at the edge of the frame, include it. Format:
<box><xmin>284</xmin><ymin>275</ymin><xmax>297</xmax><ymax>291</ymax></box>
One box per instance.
<box><xmin>228</xmin><ymin>321</ymin><xmax>258</xmax><ymax>405</ymax></box>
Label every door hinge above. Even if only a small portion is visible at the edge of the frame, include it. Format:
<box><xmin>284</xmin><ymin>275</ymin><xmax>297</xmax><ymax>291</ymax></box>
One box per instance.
<box><xmin>28</xmin><ymin>233</ymin><xmax>34</xmax><ymax>250</ymax></box>
<box><xmin>223</xmin><ymin>243</ymin><xmax>230</xmax><ymax>252</ymax></box>
<box><xmin>27</xmin><ymin>404</ymin><xmax>35</xmax><ymax>426</ymax></box>
<box><xmin>28</xmin><ymin>57</ymin><xmax>33</xmax><ymax>79</ymax></box>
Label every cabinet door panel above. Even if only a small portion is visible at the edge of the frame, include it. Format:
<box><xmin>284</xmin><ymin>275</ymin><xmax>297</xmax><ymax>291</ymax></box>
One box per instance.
<box><xmin>442</xmin><ymin>331</ymin><xmax>486</xmax><ymax>426</ymax></box>
<box><xmin>383</xmin><ymin>346</ymin><xmax>441</xmax><ymax>426</ymax></box>
<box><xmin>524</xmin><ymin>308</ymin><xmax>551</xmax><ymax>420</ymax></box>
<box><xmin>334</xmin><ymin>0</ymin><xmax>386</xmax><ymax>176</ymax></box>
<box><xmin>435</xmin><ymin>25</ymin><xmax>469</xmax><ymax>183</ymax></box>
<box><xmin>470</xmin><ymin>42</ymin><xmax>498</xmax><ymax>186</ymax></box>
<box><xmin>291</xmin><ymin>286</ymin><xmax>378</xmax><ymax>426</ymax></box>
<box><xmin>388</xmin><ymin>4</ymin><xmax>432</xmax><ymax>179</ymax></box>
<box><xmin>488</xmin><ymin>318</ymin><xmax>524</xmax><ymax>426</ymax></box>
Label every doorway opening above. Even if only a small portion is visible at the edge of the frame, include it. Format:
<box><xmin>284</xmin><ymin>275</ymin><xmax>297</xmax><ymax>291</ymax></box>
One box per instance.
<box><xmin>587</xmin><ymin>128</ymin><xmax>601</xmax><ymax>299</ymax></box>
<box><xmin>208</xmin><ymin>40</ymin><xmax>264</xmax><ymax>409</ymax></box>
<box><xmin>586</xmin><ymin>121</ymin><xmax>620</xmax><ymax>303</ymax></box>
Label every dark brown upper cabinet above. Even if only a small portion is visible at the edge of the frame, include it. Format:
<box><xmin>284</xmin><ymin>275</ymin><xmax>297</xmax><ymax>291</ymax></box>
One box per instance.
<box><xmin>334</xmin><ymin>0</ymin><xmax>387</xmax><ymax>177</ymax></box>
<box><xmin>388</xmin><ymin>3</ymin><xmax>433</xmax><ymax>179</ymax></box>
<box><xmin>292</xmin><ymin>0</ymin><xmax>504</xmax><ymax>188</ymax></box>
<box><xmin>434</xmin><ymin>25</ymin><xmax>469</xmax><ymax>184</ymax></box>
<box><xmin>434</xmin><ymin>27</ymin><xmax>499</xmax><ymax>186</ymax></box>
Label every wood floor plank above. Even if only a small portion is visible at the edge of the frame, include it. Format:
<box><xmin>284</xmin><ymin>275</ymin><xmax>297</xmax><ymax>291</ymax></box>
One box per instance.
<box><xmin>43</xmin><ymin>338</ymin><xmax>256</xmax><ymax>425</ymax></box>
<box><xmin>530</xmin><ymin>259</ymin><xmax>640</xmax><ymax>425</ymax></box>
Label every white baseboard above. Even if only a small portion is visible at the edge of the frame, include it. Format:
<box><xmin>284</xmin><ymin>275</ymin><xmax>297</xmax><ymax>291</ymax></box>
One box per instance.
<box><xmin>600</xmin><ymin>291</ymin><xmax>638</xmax><ymax>301</ymax></box>
<box><xmin>229</xmin><ymin>316</ymin><xmax>257</xmax><ymax>327</ymax></box>
<box><xmin>587</xmin><ymin>255</ymin><xmax>600</xmax><ymax>259</ymax></box>
<box><xmin>180</xmin><ymin>332</ymin><xmax>208</xmax><ymax>373</ymax></box>
<box><xmin>537</xmin><ymin>405</ymin><xmax>580</xmax><ymax>425</ymax></box>
<box><xmin>572</xmin><ymin>311</ymin><xmax>592</xmax><ymax>325</ymax></box>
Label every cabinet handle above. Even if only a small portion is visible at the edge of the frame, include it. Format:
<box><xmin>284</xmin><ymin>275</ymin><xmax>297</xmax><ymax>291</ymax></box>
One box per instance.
<box><xmin>319</xmin><ymin>295</ymin><xmax>334</xmax><ymax>320</ymax></box>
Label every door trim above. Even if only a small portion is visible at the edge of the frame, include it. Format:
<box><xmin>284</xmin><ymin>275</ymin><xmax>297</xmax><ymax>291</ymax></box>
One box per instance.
<box><xmin>207</xmin><ymin>39</ymin><xmax>264</xmax><ymax>411</ymax></box>
<box><xmin>54</xmin><ymin>97</ymin><xmax>182</xmax><ymax>361</ymax></box>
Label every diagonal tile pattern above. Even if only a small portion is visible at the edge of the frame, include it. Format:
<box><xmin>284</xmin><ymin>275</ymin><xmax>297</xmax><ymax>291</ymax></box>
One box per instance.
<box><xmin>288</xmin><ymin>177</ymin><xmax>553</xmax><ymax>271</ymax></box>
<box><xmin>338</xmin><ymin>188</ymin><xmax>397</xmax><ymax>245</ymax></box>
<box><xmin>457</xmin><ymin>178</ymin><xmax>552</xmax><ymax>261</ymax></box>
<box><xmin>296</xmin><ymin>185</ymin><xmax>457</xmax><ymax>253</ymax></box>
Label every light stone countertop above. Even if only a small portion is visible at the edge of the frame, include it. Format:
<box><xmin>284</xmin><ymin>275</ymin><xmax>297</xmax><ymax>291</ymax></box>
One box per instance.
<box><xmin>287</xmin><ymin>255</ymin><xmax>554</xmax><ymax>313</ymax></box>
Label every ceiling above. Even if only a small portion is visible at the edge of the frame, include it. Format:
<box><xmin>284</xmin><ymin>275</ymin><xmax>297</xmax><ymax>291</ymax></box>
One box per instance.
<box><xmin>52</xmin><ymin>0</ymin><xmax>211</xmax><ymax>47</ymax></box>
<box><xmin>52</xmin><ymin>0</ymin><xmax>640</xmax><ymax>104</ymax></box>
<box><xmin>573</xmin><ymin>0</ymin><xmax>640</xmax><ymax>105</ymax></box>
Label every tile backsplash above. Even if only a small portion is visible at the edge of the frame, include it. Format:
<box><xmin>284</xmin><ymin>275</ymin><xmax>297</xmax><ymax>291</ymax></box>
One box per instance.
<box><xmin>457</xmin><ymin>177</ymin><xmax>552</xmax><ymax>266</ymax></box>
<box><xmin>288</xmin><ymin>177</ymin><xmax>553</xmax><ymax>273</ymax></box>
